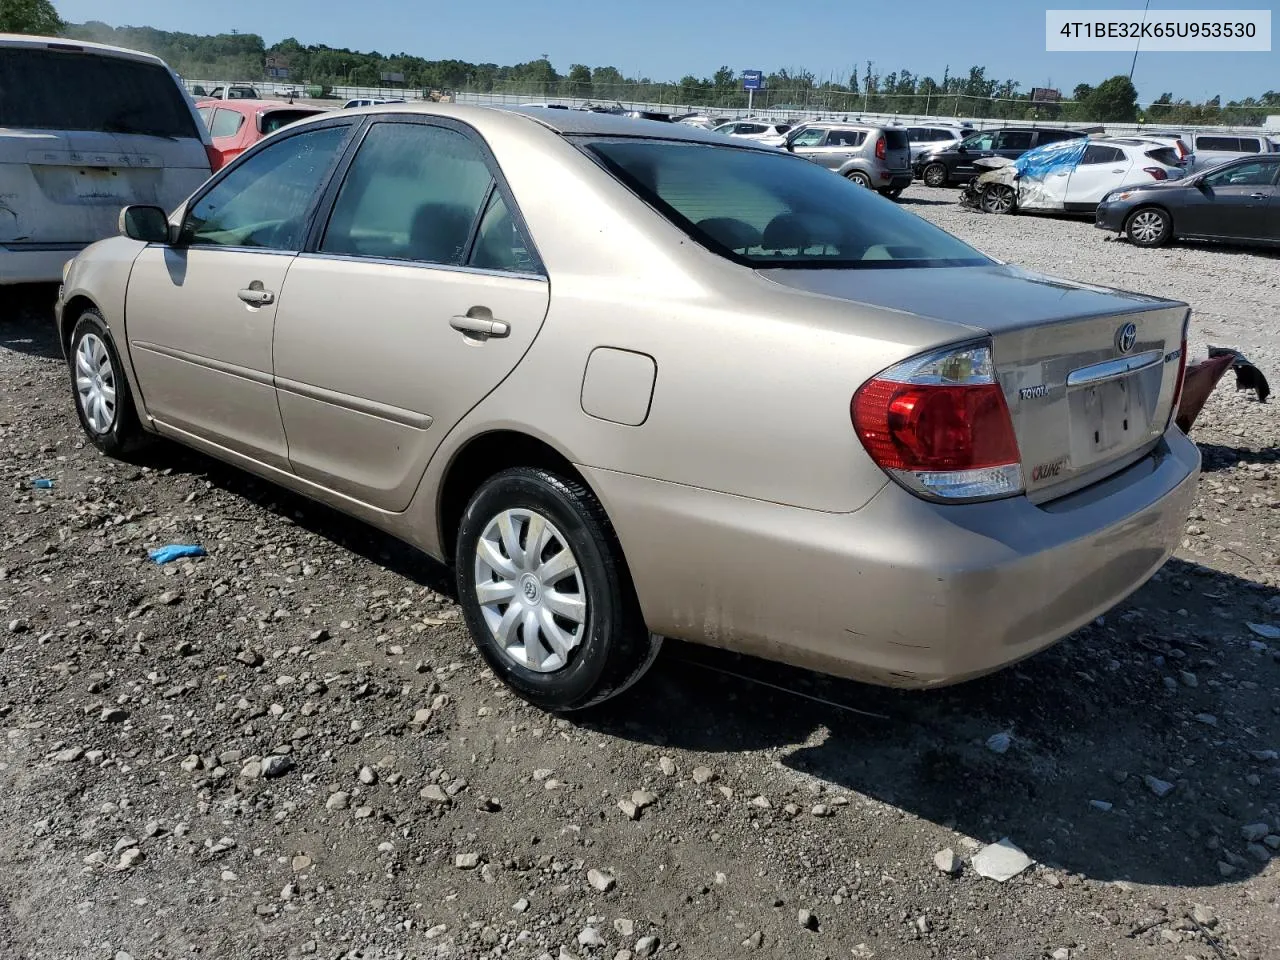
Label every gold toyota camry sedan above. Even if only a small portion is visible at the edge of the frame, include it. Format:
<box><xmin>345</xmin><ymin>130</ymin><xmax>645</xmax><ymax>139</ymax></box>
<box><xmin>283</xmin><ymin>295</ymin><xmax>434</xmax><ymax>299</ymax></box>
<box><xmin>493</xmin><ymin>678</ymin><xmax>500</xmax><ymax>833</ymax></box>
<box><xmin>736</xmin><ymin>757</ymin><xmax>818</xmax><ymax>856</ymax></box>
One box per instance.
<box><xmin>55</xmin><ymin>104</ymin><xmax>1199</xmax><ymax>711</ymax></box>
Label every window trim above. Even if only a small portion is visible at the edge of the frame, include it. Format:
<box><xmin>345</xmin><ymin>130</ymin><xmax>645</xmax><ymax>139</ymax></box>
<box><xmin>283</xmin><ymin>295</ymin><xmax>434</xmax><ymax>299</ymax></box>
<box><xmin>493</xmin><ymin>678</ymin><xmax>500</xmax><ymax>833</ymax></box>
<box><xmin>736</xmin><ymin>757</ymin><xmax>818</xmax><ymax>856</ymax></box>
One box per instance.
<box><xmin>174</xmin><ymin>115</ymin><xmax>362</xmax><ymax>255</ymax></box>
<box><xmin>302</xmin><ymin>114</ymin><xmax>547</xmax><ymax>278</ymax></box>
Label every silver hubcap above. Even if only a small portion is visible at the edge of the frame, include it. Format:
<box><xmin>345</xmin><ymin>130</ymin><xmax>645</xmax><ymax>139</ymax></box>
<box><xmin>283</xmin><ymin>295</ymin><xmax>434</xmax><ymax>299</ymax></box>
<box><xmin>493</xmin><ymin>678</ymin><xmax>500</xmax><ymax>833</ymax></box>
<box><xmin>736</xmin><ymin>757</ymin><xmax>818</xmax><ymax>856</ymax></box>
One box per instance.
<box><xmin>75</xmin><ymin>333</ymin><xmax>117</xmax><ymax>434</ymax></box>
<box><xmin>849</xmin><ymin>174</ymin><xmax>870</xmax><ymax>187</ymax></box>
<box><xmin>473</xmin><ymin>508</ymin><xmax>587</xmax><ymax>673</ymax></box>
<box><xmin>1131</xmin><ymin>211</ymin><xmax>1164</xmax><ymax>244</ymax></box>
<box><xmin>985</xmin><ymin>187</ymin><xmax>1013</xmax><ymax>213</ymax></box>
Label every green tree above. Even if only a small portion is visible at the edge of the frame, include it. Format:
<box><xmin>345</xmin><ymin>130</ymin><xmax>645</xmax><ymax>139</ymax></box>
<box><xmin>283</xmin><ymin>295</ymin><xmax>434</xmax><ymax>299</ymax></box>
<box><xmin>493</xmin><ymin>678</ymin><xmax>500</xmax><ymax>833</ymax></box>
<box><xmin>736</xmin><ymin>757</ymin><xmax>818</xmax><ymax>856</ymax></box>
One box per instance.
<box><xmin>567</xmin><ymin>63</ymin><xmax>591</xmax><ymax>92</ymax></box>
<box><xmin>0</xmin><ymin>0</ymin><xmax>64</xmax><ymax>34</ymax></box>
<box><xmin>1082</xmin><ymin>75</ymin><xmax>1138</xmax><ymax>121</ymax></box>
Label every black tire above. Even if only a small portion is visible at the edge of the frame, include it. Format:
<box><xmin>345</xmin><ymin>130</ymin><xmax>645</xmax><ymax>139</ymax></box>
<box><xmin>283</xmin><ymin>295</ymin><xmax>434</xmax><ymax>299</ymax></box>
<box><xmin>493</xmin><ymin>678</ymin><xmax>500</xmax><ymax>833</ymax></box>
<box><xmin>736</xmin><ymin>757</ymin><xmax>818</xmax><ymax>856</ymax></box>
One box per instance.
<box><xmin>922</xmin><ymin>163</ymin><xmax>948</xmax><ymax>188</ymax></box>
<box><xmin>1124</xmin><ymin>206</ymin><xmax>1172</xmax><ymax>248</ymax></box>
<box><xmin>455</xmin><ymin>466</ymin><xmax>660</xmax><ymax>712</ymax></box>
<box><xmin>68</xmin><ymin>309</ymin><xmax>147</xmax><ymax>457</ymax></box>
<box><xmin>980</xmin><ymin>184</ymin><xmax>1016</xmax><ymax>215</ymax></box>
<box><xmin>845</xmin><ymin>171</ymin><xmax>872</xmax><ymax>188</ymax></box>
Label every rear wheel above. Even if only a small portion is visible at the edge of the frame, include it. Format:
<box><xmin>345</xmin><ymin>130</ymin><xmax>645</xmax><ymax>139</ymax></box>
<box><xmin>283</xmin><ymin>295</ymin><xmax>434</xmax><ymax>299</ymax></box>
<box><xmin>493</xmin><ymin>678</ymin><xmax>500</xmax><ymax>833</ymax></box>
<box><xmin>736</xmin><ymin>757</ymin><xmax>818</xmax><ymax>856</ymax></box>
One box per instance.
<box><xmin>69</xmin><ymin>310</ymin><xmax>146</xmax><ymax>457</ymax></box>
<box><xmin>1125</xmin><ymin>207</ymin><xmax>1171</xmax><ymax>247</ymax></box>
<box><xmin>980</xmin><ymin>184</ymin><xmax>1016</xmax><ymax>215</ymax></box>
<box><xmin>922</xmin><ymin>163</ymin><xmax>948</xmax><ymax>188</ymax></box>
<box><xmin>845</xmin><ymin>171</ymin><xmax>872</xmax><ymax>188</ymax></box>
<box><xmin>455</xmin><ymin>467</ymin><xmax>661</xmax><ymax>712</ymax></box>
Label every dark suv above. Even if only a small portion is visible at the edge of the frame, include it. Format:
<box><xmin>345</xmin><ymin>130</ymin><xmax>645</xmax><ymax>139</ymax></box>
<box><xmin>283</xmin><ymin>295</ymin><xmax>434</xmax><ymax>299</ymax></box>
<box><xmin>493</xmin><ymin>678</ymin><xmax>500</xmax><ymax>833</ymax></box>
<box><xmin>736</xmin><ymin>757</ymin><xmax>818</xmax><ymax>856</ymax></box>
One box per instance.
<box><xmin>914</xmin><ymin>127</ymin><xmax>1090</xmax><ymax>187</ymax></box>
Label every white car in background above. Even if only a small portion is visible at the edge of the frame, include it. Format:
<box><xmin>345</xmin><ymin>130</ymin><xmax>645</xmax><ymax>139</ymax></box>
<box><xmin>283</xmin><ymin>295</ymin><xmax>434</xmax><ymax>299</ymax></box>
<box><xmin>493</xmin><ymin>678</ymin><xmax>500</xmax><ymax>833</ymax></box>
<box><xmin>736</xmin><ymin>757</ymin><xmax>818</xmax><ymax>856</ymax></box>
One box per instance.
<box><xmin>966</xmin><ymin>136</ymin><xmax>1187</xmax><ymax>215</ymax></box>
<box><xmin>904</xmin><ymin>123</ymin><xmax>973</xmax><ymax>164</ymax></box>
<box><xmin>712</xmin><ymin>119</ymin><xmax>793</xmax><ymax>146</ymax></box>
<box><xmin>0</xmin><ymin>33</ymin><xmax>213</xmax><ymax>284</ymax></box>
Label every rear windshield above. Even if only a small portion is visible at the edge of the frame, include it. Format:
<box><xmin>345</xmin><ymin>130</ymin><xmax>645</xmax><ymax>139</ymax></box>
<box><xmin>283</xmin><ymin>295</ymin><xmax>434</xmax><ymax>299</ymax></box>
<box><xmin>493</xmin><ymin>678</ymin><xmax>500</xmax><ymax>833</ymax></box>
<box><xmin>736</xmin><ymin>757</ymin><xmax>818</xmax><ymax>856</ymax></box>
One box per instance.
<box><xmin>883</xmin><ymin>129</ymin><xmax>909</xmax><ymax>150</ymax></box>
<box><xmin>583</xmin><ymin>138</ymin><xmax>989</xmax><ymax>270</ymax></box>
<box><xmin>262</xmin><ymin>109</ymin><xmax>321</xmax><ymax>134</ymax></box>
<box><xmin>1145</xmin><ymin>147</ymin><xmax>1180</xmax><ymax>166</ymax></box>
<box><xmin>0</xmin><ymin>48</ymin><xmax>199</xmax><ymax>139</ymax></box>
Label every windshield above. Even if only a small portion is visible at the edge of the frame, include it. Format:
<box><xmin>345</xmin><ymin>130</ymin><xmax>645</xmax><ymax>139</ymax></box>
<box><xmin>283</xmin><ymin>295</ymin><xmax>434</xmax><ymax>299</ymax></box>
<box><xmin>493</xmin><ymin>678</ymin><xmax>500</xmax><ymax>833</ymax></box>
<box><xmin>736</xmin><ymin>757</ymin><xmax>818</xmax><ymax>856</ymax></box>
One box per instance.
<box><xmin>584</xmin><ymin>138</ymin><xmax>990</xmax><ymax>269</ymax></box>
<box><xmin>261</xmin><ymin>109</ymin><xmax>321</xmax><ymax>134</ymax></box>
<box><xmin>0</xmin><ymin>48</ymin><xmax>199</xmax><ymax>139</ymax></box>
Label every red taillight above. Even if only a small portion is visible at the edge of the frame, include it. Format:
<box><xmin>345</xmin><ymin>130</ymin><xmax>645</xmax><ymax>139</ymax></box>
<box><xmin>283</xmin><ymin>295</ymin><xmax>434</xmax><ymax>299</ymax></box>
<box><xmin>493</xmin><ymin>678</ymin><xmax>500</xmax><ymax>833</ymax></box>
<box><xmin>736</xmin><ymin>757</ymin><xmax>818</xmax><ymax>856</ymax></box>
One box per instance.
<box><xmin>875</xmin><ymin>137</ymin><xmax>886</xmax><ymax>160</ymax></box>
<box><xmin>1144</xmin><ymin>166</ymin><xmax>1168</xmax><ymax>180</ymax></box>
<box><xmin>205</xmin><ymin>144</ymin><xmax>223</xmax><ymax>172</ymax></box>
<box><xmin>1176</xmin><ymin>140</ymin><xmax>1190</xmax><ymax>158</ymax></box>
<box><xmin>852</xmin><ymin>342</ymin><xmax>1024</xmax><ymax>501</ymax></box>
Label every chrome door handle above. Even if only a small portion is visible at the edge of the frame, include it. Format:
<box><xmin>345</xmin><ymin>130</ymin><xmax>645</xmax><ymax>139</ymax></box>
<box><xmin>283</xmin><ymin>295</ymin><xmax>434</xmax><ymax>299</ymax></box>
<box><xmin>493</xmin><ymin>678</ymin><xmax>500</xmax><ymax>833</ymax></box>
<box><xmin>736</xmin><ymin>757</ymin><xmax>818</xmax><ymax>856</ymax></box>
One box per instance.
<box><xmin>1249</xmin><ymin>192</ymin><xmax>1266</xmax><ymax>199</ymax></box>
<box><xmin>450</xmin><ymin>315</ymin><xmax>509</xmax><ymax>339</ymax></box>
<box><xmin>237</xmin><ymin>286</ymin><xmax>274</xmax><ymax>306</ymax></box>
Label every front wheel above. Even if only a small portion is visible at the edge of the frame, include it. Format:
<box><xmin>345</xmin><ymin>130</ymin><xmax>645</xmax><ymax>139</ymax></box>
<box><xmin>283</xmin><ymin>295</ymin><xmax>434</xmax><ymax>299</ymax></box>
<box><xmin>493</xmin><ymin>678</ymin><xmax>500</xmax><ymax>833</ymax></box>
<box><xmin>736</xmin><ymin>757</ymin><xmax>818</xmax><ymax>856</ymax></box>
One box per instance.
<box><xmin>845</xmin><ymin>171</ymin><xmax>872</xmax><ymax>188</ymax></box>
<box><xmin>1125</xmin><ymin>207</ymin><xmax>1171</xmax><ymax>247</ymax></box>
<box><xmin>979</xmin><ymin>184</ymin><xmax>1016</xmax><ymax>215</ymax></box>
<box><xmin>69</xmin><ymin>310</ymin><xmax>147</xmax><ymax>457</ymax></box>
<box><xmin>922</xmin><ymin>163</ymin><xmax>948</xmax><ymax>188</ymax></box>
<box><xmin>455</xmin><ymin>467</ymin><xmax>661</xmax><ymax>712</ymax></box>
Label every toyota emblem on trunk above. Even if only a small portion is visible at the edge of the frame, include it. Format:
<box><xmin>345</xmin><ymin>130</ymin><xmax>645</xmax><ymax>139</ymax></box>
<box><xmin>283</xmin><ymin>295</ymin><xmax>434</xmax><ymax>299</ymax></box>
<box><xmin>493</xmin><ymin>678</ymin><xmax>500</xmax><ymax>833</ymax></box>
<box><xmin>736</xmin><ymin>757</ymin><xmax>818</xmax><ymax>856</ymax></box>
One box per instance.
<box><xmin>1115</xmin><ymin>322</ymin><xmax>1138</xmax><ymax>354</ymax></box>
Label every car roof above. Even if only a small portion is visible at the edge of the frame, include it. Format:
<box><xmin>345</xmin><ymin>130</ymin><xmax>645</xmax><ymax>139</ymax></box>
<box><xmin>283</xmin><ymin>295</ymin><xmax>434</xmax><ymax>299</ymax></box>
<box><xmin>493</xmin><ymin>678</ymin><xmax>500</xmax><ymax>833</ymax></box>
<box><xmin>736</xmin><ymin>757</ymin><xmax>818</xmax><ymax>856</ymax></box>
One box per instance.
<box><xmin>0</xmin><ymin>32</ymin><xmax>170</xmax><ymax>67</ymax></box>
<box><xmin>198</xmin><ymin>98</ymin><xmax>326</xmax><ymax>113</ymax></box>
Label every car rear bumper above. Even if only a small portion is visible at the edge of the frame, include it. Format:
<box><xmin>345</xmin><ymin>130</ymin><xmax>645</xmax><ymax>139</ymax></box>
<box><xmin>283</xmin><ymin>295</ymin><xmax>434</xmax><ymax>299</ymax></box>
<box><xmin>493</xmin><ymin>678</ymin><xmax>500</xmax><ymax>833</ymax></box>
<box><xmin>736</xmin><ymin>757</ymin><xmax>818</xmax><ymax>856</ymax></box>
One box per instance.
<box><xmin>878</xmin><ymin>170</ymin><xmax>913</xmax><ymax>190</ymax></box>
<box><xmin>1</xmin><ymin>243</ymin><xmax>84</xmax><ymax>285</ymax></box>
<box><xmin>586</xmin><ymin>428</ymin><xmax>1199</xmax><ymax>689</ymax></box>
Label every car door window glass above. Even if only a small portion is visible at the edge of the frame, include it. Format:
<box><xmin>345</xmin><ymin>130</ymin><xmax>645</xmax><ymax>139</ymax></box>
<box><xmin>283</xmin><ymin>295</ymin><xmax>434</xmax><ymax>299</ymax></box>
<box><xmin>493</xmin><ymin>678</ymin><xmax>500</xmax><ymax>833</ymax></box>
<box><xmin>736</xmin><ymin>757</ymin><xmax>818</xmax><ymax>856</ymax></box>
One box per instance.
<box><xmin>321</xmin><ymin>122</ymin><xmax>492</xmax><ymax>265</ymax></box>
<box><xmin>1080</xmin><ymin>145</ymin><xmax>1124</xmax><ymax>164</ymax></box>
<box><xmin>1204</xmin><ymin>161</ymin><xmax>1276</xmax><ymax>188</ymax></box>
<box><xmin>1238</xmin><ymin>138</ymin><xmax>1262</xmax><ymax>153</ymax></box>
<box><xmin>825</xmin><ymin>130</ymin><xmax>864</xmax><ymax>148</ymax></box>
<box><xmin>468</xmin><ymin>190</ymin><xmax>536</xmax><ymax>273</ymax></box>
<box><xmin>962</xmin><ymin>133</ymin><xmax>995</xmax><ymax>151</ymax></box>
<box><xmin>197</xmin><ymin>106</ymin><xmax>214</xmax><ymax>129</ymax></box>
<box><xmin>210</xmin><ymin>108</ymin><xmax>244</xmax><ymax>139</ymax></box>
<box><xmin>1196</xmin><ymin>136</ymin><xmax>1238</xmax><ymax>152</ymax></box>
<box><xmin>182</xmin><ymin>124</ymin><xmax>348</xmax><ymax>250</ymax></box>
<box><xmin>995</xmin><ymin>131</ymin><xmax>1034</xmax><ymax>151</ymax></box>
<box><xmin>790</xmin><ymin>128</ymin><xmax>826</xmax><ymax>147</ymax></box>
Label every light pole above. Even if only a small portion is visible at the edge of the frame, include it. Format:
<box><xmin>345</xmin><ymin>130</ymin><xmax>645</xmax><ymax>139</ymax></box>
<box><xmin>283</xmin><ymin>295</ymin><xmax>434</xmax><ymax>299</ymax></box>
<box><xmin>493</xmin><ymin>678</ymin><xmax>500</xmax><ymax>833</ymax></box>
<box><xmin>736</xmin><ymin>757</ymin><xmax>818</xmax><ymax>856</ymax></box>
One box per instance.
<box><xmin>1129</xmin><ymin>0</ymin><xmax>1152</xmax><ymax>81</ymax></box>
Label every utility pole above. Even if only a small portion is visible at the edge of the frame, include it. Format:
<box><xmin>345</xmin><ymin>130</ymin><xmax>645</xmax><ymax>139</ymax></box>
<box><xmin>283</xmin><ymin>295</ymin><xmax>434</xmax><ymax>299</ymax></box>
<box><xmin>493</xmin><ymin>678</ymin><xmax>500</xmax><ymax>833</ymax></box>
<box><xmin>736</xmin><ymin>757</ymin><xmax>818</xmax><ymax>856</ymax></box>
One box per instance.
<box><xmin>863</xmin><ymin>60</ymin><xmax>873</xmax><ymax>114</ymax></box>
<box><xmin>1129</xmin><ymin>0</ymin><xmax>1152</xmax><ymax>81</ymax></box>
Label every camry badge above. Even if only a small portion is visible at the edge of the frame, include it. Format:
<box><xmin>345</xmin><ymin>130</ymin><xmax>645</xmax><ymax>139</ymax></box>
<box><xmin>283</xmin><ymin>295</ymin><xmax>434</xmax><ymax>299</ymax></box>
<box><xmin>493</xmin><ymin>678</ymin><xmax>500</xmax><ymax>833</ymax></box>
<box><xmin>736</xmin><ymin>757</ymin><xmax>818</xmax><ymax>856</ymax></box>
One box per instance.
<box><xmin>1115</xmin><ymin>322</ymin><xmax>1138</xmax><ymax>354</ymax></box>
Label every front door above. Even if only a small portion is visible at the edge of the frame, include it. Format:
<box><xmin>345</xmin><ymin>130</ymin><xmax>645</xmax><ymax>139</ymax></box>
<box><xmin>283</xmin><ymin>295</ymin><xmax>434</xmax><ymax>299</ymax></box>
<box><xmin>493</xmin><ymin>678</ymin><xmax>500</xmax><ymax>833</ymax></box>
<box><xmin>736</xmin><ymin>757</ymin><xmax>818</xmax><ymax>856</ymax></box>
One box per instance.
<box><xmin>952</xmin><ymin>131</ymin><xmax>996</xmax><ymax>178</ymax></box>
<box><xmin>994</xmin><ymin>129</ymin><xmax>1035</xmax><ymax>161</ymax></box>
<box><xmin>1064</xmin><ymin>144</ymin><xmax>1133</xmax><ymax>210</ymax></box>
<box><xmin>125</xmin><ymin>122</ymin><xmax>353</xmax><ymax>468</ymax></box>
<box><xmin>271</xmin><ymin>119</ymin><xmax>551</xmax><ymax>512</ymax></box>
<box><xmin>1179</xmin><ymin>158</ymin><xmax>1279</xmax><ymax>240</ymax></box>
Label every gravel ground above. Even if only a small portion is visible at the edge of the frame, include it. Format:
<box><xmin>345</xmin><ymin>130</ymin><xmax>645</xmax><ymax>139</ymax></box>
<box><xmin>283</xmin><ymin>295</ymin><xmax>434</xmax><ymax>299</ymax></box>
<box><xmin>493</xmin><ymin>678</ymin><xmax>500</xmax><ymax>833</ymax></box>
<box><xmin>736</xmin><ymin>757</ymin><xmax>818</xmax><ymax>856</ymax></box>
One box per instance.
<box><xmin>2</xmin><ymin>189</ymin><xmax>1278</xmax><ymax>960</ymax></box>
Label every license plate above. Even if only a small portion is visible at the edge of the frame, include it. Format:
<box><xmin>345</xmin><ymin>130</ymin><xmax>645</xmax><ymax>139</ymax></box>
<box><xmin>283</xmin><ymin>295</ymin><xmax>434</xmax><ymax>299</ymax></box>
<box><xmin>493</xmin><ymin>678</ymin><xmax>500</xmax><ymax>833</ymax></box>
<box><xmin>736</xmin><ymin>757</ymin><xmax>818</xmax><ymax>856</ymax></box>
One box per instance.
<box><xmin>72</xmin><ymin>169</ymin><xmax>129</xmax><ymax>201</ymax></box>
<box><xmin>1068</xmin><ymin>374</ymin><xmax>1153</xmax><ymax>461</ymax></box>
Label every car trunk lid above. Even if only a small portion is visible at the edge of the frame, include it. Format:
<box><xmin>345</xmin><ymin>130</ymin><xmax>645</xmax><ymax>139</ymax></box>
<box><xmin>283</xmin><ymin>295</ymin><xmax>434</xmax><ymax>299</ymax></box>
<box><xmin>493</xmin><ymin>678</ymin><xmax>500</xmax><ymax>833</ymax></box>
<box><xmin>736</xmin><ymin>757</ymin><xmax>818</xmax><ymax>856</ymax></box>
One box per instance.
<box><xmin>757</xmin><ymin>263</ymin><xmax>1189</xmax><ymax>501</ymax></box>
<box><xmin>881</xmin><ymin>128</ymin><xmax>911</xmax><ymax>170</ymax></box>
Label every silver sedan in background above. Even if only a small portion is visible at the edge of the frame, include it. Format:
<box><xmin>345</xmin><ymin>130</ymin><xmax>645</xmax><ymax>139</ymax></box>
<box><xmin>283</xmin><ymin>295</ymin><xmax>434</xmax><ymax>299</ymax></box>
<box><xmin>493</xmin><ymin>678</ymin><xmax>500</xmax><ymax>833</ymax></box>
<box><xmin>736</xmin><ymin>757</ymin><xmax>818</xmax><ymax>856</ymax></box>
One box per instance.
<box><xmin>56</xmin><ymin>105</ymin><xmax>1198</xmax><ymax>712</ymax></box>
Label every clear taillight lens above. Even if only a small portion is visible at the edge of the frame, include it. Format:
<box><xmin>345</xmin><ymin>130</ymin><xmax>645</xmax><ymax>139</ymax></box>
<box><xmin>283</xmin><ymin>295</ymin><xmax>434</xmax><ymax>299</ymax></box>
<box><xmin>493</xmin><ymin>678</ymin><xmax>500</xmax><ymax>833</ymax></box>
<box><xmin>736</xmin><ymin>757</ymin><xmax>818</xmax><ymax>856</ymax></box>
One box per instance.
<box><xmin>852</xmin><ymin>342</ymin><xmax>1023</xmax><ymax>502</ymax></box>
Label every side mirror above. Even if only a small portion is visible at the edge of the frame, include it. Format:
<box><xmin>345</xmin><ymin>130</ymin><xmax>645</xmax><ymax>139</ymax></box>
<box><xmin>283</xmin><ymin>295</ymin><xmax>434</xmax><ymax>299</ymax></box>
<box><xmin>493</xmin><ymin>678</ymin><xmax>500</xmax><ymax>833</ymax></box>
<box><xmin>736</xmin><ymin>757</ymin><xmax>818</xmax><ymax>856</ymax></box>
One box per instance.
<box><xmin>785</xmin><ymin>141</ymin><xmax>795</xmax><ymax>152</ymax></box>
<box><xmin>955</xmin><ymin>145</ymin><xmax>967</xmax><ymax>154</ymax></box>
<box><xmin>119</xmin><ymin>205</ymin><xmax>171</xmax><ymax>244</ymax></box>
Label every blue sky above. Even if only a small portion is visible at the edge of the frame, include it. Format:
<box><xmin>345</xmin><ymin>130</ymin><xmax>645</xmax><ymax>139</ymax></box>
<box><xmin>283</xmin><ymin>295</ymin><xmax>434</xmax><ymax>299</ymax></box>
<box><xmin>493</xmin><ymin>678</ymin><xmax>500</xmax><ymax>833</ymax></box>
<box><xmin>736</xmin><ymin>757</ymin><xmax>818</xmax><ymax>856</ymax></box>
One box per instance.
<box><xmin>54</xmin><ymin>0</ymin><xmax>1278</xmax><ymax>102</ymax></box>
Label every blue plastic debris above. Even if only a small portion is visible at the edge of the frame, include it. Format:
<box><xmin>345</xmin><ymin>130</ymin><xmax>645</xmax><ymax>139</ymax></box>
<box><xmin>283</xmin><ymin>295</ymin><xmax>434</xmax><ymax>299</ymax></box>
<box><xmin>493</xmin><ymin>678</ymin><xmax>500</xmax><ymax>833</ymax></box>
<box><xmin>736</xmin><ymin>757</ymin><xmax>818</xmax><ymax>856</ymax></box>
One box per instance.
<box><xmin>32</xmin><ymin>478</ymin><xmax>54</xmax><ymax>489</ymax></box>
<box><xmin>148</xmin><ymin>544</ymin><xmax>207</xmax><ymax>564</ymax></box>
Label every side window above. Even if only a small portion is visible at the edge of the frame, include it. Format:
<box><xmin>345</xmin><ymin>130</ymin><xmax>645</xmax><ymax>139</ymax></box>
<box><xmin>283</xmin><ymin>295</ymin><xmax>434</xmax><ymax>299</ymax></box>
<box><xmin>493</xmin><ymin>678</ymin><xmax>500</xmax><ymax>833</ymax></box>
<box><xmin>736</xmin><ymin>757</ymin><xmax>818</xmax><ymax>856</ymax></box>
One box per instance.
<box><xmin>964</xmin><ymin>133</ymin><xmax>996</xmax><ymax>151</ymax></box>
<box><xmin>1204</xmin><ymin>161</ymin><xmax>1277</xmax><ymax>188</ymax></box>
<box><xmin>907</xmin><ymin>128</ymin><xmax>925</xmax><ymax>143</ymax></box>
<box><xmin>790</xmin><ymin>128</ymin><xmax>826</xmax><ymax>147</ymax></box>
<box><xmin>1238</xmin><ymin>138</ymin><xmax>1261</xmax><ymax>153</ymax></box>
<box><xmin>995</xmin><ymin>130</ymin><xmax>1034</xmax><ymax>151</ymax></box>
<box><xmin>197</xmin><ymin>106</ymin><xmax>214</xmax><ymax>129</ymax></box>
<box><xmin>210</xmin><ymin>108</ymin><xmax>244</xmax><ymax>139</ymax></box>
<box><xmin>182</xmin><ymin>124</ymin><xmax>349</xmax><ymax>250</ymax></box>
<box><xmin>320</xmin><ymin>122</ymin><xmax>493</xmax><ymax>265</ymax></box>
<box><xmin>1080</xmin><ymin>145</ymin><xmax>1123</xmax><ymax>164</ymax></box>
<box><xmin>1196</xmin><ymin>136</ymin><xmax>1237</xmax><ymax>152</ymax></box>
<box><xmin>826</xmin><ymin>130</ymin><xmax>864</xmax><ymax>148</ymax></box>
<box><xmin>468</xmin><ymin>190</ymin><xmax>536</xmax><ymax>273</ymax></box>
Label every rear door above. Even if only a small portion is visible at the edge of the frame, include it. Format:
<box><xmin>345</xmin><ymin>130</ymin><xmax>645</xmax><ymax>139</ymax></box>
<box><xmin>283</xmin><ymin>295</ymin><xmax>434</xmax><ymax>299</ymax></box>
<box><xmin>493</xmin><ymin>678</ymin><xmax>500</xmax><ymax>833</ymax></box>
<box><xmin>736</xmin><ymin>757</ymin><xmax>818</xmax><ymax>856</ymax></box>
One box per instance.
<box><xmin>1179</xmin><ymin>158</ymin><xmax>1277</xmax><ymax>240</ymax></box>
<box><xmin>0</xmin><ymin>43</ymin><xmax>211</xmax><ymax>251</ymax></box>
<box><xmin>271</xmin><ymin>118</ymin><xmax>550</xmax><ymax>511</ymax></box>
<box><xmin>994</xmin><ymin>129</ymin><xmax>1035</xmax><ymax>161</ymax></box>
<box><xmin>881</xmin><ymin>128</ymin><xmax>911</xmax><ymax>171</ymax></box>
<box><xmin>125</xmin><ymin>121</ymin><xmax>355</xmax><ymax>467</ymax></box>
<box><xmin>1064</xmin><ymin>144</ymin><xmax>1132</xmax><ymax>209</ymax></box>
